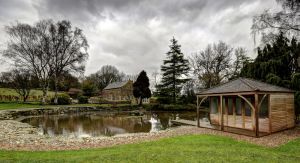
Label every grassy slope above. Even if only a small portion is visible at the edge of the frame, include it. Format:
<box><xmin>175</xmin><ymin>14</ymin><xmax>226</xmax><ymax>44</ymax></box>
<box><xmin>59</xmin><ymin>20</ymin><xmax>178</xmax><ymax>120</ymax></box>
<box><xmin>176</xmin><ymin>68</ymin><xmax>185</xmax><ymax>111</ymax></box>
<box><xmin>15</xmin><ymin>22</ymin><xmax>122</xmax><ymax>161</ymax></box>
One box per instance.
<box><xmin>0</xmin><ymin>88</ymin><xmax>56</xmax><ymax>96</ymax></box>
<box><xmin>0</xmin><ymin>135</ymin><xmax>299</xmax><ymax>163</ymax></box>
<box><xmin>0</xmin><ymin>103</ymin><xmax>116</xmax><ymax>110</ymax></box>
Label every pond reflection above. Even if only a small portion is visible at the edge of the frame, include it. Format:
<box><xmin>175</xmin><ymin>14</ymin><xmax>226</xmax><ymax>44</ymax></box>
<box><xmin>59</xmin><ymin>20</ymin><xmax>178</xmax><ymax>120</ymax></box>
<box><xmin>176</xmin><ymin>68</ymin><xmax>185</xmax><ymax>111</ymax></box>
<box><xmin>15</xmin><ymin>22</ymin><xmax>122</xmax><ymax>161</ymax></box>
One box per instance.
<box><xmin>21</xmin><ymin>111</ymin><xmax>196</xmax><ymax>137</ymax></box>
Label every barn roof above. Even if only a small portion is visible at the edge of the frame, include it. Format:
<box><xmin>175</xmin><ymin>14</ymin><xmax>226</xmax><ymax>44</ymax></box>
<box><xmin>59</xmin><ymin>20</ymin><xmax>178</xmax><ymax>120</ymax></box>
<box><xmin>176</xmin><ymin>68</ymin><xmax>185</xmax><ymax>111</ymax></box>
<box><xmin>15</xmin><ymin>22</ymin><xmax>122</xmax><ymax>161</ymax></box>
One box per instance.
<box><xmin>197</xmin><ymin>78</ymin><xmax>294</xmax><ymax>95</ymax></box>
<box><xmin>103</xmin><ymin>81</ymin><xmax>129</xmax><ymax>90</ymax></box>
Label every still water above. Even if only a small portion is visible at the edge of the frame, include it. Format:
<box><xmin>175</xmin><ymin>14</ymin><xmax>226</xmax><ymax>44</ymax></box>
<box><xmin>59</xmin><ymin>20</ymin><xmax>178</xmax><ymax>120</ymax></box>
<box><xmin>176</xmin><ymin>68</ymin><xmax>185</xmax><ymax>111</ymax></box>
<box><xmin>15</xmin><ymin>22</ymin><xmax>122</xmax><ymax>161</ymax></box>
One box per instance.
<box><xmin>21</xmin><ymin>111</ymin><xmax>196</xmax><ymax>137</ymax></box>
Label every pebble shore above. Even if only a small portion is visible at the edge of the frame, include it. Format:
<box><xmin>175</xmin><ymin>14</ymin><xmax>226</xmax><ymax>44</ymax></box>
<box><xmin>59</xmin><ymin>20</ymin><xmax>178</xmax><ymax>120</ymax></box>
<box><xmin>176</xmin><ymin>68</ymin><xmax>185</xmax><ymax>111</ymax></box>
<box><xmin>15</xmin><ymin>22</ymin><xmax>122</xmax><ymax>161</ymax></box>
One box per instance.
<box><xmin>0</xmin><ymin>120</ymin><xmax>299</xmax><ymax>151</ymax></box>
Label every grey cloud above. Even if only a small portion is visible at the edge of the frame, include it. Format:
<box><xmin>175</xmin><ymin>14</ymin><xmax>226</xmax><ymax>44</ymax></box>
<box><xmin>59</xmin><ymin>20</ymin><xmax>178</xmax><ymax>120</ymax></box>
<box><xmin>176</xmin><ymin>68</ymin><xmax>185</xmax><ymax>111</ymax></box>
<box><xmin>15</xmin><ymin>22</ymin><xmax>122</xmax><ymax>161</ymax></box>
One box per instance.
<box><xmin>0</xmin><ymin>0</ymin><xmax>278</xmax><ymax>75</ymax></box>
<box><xmin>33</xmin><ymin>0</ymin><xmax>253</xmax><ymax>23</ymax></box>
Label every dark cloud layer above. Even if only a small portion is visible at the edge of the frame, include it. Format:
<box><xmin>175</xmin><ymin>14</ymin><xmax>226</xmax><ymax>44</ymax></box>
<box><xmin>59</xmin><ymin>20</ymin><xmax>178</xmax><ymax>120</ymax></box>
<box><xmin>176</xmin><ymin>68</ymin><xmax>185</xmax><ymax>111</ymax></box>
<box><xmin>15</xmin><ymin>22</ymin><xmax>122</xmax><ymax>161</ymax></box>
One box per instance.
<box><xmin>0</xmin><ymin>0</ymin><xmax>278</xmax><ymax>76</ymax></box>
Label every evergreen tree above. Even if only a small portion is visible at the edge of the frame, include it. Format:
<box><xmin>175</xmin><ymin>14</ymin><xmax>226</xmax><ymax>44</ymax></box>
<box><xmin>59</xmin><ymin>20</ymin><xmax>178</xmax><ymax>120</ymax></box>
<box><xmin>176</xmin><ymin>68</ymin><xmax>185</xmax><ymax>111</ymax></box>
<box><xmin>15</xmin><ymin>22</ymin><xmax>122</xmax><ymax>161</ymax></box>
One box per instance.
<box><xmin>160</xmin><ymin>37</ymin><xmax>190</xmax><ymax>103</ymax></box>
<box><xmin>133</xmin><ymin>70</ymin><xmax>151</xmax><ymax>106</ymax></box>
<box><xmin>241</xmin><ymin>32</ymin><xmax>300</xmax><ymax>86</ymax></box>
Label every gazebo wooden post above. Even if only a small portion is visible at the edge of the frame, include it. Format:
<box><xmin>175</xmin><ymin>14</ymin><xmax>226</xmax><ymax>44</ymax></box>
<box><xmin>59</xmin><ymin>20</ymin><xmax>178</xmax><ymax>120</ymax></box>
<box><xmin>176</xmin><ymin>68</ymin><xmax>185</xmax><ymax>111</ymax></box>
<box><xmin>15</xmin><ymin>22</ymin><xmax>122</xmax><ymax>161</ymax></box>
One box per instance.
<box><xmin>197</xmin><ymin>95</ymin><xmax>200</xmax><ymax>127</ymax></box>
<box><xmin>220</xmin><ymin>95</ymin><xmax>224</xmax><ymax>130</ymax></box>
<box><xmin>242</xmin><ymin>100</ymin><xmax>245</xmax><ymax>128</ymax></box>
<box><xmin>255</xmin><ymin>93</ymin><xmax>259</xmax><ymax>137</ymax></box>
<box><xmin>197</xmin><ymin>96</ymin><xmax>208</xmax><ymax>128</ymax></box>
<box><xmin>225</xmin><ymin>97</ymin><xmax>228</xmax><ymax>126</ymax></box>
<box><xmin>233</xmin><ymin>97</ymin><xmax>236</xmax><ymax>127</ymax></box>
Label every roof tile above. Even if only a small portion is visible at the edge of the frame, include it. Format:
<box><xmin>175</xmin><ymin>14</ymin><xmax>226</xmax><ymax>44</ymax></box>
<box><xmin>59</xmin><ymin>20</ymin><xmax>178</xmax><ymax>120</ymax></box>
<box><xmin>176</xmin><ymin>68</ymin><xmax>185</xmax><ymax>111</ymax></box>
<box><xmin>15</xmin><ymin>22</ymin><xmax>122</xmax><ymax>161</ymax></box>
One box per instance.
<box><xmin>197</xmin><ymin>78</ymin><xmax>294</xmax><ymax>95</ymax></box>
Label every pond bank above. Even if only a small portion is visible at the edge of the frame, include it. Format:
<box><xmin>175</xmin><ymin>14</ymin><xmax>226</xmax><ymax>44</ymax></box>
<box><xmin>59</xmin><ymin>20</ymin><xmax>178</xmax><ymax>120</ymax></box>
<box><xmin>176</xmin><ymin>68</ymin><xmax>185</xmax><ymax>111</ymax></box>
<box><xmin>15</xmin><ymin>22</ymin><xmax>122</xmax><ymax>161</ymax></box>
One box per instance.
<box><xmin>0</xmin><ymin>104</ymin><xmax>196</xmax><ymax>120</ymax></box>
<box><xmin>0</xmin><ymin>120</ymin><xmax>299</xmax><ymax>151</ymax></box>
<box><xmin>0</xmin><ymin>106</ymin><xmax>140</xmax><ymax>120</ymax></box>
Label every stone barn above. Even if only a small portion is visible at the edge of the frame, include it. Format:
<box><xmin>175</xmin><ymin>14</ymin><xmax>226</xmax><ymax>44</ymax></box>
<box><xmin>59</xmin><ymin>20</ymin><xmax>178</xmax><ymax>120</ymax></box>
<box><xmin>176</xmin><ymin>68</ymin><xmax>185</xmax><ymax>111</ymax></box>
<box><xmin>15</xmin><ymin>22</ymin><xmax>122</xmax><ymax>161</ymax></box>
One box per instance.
<box><xmin>102</xmin><ymin>80</ymin><xmax>134</xmax><ymax>102</ymax></box>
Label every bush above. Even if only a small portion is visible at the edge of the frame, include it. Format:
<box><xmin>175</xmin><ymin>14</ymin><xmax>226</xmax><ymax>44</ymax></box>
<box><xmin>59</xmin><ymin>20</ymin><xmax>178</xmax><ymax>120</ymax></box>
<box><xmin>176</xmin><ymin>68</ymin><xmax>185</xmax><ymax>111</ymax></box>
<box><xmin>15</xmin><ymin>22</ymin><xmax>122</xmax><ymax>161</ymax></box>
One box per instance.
<box><xmin>51</xmin><ymin>93</ymin><xmax>71</xmax><ymax>105</ymax></box>
<box><xmin>178</xmin><ymin>95</ymin><xmax>196</xmax><ymax>105</ymax></box>
<box><xmin>266</xmin><ymin>73</ymin><xmax>282</xmax><ymax>86</ymax></box>
<box><xmin>81</xmin><ymin>81</ymin><xmax>97</xmax><ymax>97</ymax></box>
<box><xmin>156</xmin><ymin>97</ymin><xmax>172</xmax><ymax>104</ymax></box>
<box><xmin>292</xmin><ymin>73</ymin><xmax>300</xmax><ymax>90</ymax></box>
<box><xmin>78</xmin><ymin>96</ymin><xmax>89</xmax><ymax>104</ymax></box>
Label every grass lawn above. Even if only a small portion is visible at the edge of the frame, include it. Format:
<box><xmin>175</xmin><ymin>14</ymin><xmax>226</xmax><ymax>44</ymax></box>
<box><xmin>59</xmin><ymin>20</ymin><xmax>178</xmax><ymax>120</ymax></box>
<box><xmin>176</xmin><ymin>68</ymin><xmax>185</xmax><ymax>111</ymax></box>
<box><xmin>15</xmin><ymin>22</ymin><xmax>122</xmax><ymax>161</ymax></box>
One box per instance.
<box><xmin>0</xmin><ymin>135</ymin><xmax>299</xmax><ymax>162</ymax></box>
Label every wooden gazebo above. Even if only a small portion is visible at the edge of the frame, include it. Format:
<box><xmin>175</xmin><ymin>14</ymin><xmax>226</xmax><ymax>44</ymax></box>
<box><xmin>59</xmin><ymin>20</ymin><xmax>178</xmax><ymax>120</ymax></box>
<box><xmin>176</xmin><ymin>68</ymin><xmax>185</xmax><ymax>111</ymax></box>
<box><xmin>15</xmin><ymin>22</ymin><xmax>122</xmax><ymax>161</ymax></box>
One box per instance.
<box><xmin>196</xmin><ymin>78</ymin><xmax>295</xmax><ymax>137</ymax></box>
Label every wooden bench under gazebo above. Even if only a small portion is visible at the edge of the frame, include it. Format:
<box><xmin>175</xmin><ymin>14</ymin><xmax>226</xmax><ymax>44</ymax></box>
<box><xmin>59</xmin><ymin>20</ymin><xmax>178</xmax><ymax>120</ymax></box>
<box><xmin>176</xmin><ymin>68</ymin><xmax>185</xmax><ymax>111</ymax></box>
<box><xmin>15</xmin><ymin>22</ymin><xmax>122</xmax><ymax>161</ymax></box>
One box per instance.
<box><xmin>196</xmin><ymin>78</ymin><xmax>295</xmax><ymax>137</ymax></box>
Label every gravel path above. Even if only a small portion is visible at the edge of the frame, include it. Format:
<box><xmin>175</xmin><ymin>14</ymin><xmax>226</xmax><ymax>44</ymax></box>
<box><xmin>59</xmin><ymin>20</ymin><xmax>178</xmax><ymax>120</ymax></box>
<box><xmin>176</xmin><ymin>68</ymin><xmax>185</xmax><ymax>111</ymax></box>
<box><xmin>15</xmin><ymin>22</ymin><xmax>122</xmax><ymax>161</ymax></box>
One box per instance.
<box><xmin>0</xmin><ymin>120</ymin><xmax>299</xmax><ymax>151</ymax></box>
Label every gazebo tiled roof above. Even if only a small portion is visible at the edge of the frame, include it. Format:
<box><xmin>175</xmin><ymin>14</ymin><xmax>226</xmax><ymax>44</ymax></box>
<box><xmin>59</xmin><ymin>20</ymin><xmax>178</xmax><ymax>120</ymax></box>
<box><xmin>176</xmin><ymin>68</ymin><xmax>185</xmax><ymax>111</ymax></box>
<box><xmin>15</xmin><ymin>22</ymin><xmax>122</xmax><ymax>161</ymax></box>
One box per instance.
<box><xmin>197</xmin><ymin>78</ymin><xmax>294</xmax><ymax>95</ymax></box>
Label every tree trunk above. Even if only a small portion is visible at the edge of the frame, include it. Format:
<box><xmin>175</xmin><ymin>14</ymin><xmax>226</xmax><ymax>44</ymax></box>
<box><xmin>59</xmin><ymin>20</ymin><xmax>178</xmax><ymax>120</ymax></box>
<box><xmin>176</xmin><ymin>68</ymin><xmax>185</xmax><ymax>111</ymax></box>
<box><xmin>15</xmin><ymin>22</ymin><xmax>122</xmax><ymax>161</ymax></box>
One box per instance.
<box><xmin>139</xmin><ymin>97</ymin><xmax>143</xmax><ymax>106</ymax></box>
<box><xmin>54</xmin><ymin>75</ymin><xmax>59</xmax><ymax>104</ymax></box>
<box><xmin>23</xmin><ymin>94</ymin><xmax>29</xmax><ymax>103</ymax></box>
<box><xmin>173</xmin><ymin>72</ymin><xmax>176</xmax><ymax>104</ymax></box>
<box><xmin>41</xmin><ymin>90</ymin><xmax>47</xmax><ymax>105</ymax></box>
<box><xmin>41</xmin><ymin>82</ymin><xmax>49</xmax><ymax>105</ymax></box>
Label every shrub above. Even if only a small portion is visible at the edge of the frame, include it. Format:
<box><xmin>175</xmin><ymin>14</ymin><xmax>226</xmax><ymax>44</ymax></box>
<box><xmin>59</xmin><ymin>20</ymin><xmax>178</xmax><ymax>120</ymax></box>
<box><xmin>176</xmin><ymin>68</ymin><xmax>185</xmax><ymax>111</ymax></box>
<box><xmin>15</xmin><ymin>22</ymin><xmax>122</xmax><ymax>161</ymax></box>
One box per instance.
<box><xmin>143</xmin><ymin>103</ymin><xmax>196</xmax><ymax>111</ymax></box>
<box><xmin>51</xmin><ymin>93</ymin><xmax>71</xmax><ymax>105</ymax></box>
<box><xmin>78</xmin><ymin>95</ymin><xmax>89</xmax><ymax>104</ymax></box>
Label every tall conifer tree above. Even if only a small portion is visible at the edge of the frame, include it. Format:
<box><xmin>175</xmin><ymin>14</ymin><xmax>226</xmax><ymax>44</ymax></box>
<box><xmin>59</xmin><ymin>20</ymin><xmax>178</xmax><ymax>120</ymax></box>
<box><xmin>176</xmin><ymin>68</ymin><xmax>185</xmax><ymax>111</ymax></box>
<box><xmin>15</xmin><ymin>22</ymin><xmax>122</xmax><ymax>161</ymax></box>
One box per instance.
<box><xmin>160</xmin><ymin>37</ymin><xmax>190</xmax><ymax>103</ymax></box>
<box><xmin>241</xmin><ymin>32</ymin><xmax>300</xmax><ymax>86</ymax></box>
<box><xmin>133</xmin><ymin>70</ymin><xmax>151</xmax><ymax>106</ymax></box>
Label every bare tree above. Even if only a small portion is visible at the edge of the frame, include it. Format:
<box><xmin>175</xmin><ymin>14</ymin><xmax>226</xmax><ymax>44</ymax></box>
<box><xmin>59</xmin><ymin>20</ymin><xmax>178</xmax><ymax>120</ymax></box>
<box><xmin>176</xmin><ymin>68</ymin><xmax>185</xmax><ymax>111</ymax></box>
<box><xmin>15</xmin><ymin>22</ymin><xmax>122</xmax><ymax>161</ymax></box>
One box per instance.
<box><xmin>123</xmin><ymin>74</ymin><xmax>138</xmax><ymax>82</ymax></box>
<box><xmin>3</xmin><ymin>20</ymin><xmax>53</xmax><ymax>104</ymax></box>
<box><xmin>190</xmin><ymin>41</ymin><xmax>233</xmax><ymax>88</ymax></box>
<box><xmin>252</xmin><ymin>0</ymin><xmax>300</xmax><ymax>42</ymax></box>
<box><xmin>87</xmin><ymin>65</ymin><xmax>124</xmax><ymax>91</ymax></box>
<box><xmin>3</xmin><ymin>19</ymin><xmax>89</xmax><ymax>104</ymax></box>
<box><xmin>151</xmin><ymin>70</ymin><xmax>159</xmax><ymax>93</ymax></box>
<box><xmin>152</xmin><ymin>71</ymin><xmax>159</xmax><ymax>88</ymax></box>
<box><xmin>48</xmin><ymin>20</ymin><xmax>89</xmax><ymax>104</ymax></box>
<box><xmin>0</xmin><ymin>72</ymin><xmax>12</xmax><ymax>87</ymax></box>
<box><xmin>190</xmin><ymin>44</ymin><xmax>215</xmax><ymax>88</ymax></box>
<box><xmin>212</xmin><ymin>41</ymin><xmax>233</xmax><ymax>84</ymax></box>
<box><xmin>10</xmin><ymin>70</ymin><xmax>32</xmax><ymax>102</ymax></box>
<box><xmin>230</xmin><ymin>47</ymin><xmax>251</xmax><ymax>79</ymax></box>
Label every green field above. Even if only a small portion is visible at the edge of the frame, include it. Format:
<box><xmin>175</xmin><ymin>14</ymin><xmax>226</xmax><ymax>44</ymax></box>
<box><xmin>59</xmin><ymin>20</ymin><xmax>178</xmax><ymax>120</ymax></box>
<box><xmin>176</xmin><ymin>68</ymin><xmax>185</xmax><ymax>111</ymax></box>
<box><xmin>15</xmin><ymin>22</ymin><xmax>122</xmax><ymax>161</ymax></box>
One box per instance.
<box><xmin>0</xmin><ymin>88</ymin><xmax>57</xmax><ymax>96</ymax></box>
<box><xmin>0</xmin><ymin>135</ymin><xmax>299</xmax><ymax>162</ymax></box>
<box><xmin>0</xmin><ymin>102</ymin><xmax>117</xmax><ymax>110</ymax></box>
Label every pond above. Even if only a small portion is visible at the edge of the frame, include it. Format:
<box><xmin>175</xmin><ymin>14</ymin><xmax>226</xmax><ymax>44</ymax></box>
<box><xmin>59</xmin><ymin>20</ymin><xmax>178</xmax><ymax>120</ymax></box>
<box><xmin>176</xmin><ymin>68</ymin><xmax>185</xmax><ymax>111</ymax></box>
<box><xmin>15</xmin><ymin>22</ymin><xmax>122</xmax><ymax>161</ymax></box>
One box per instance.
<box><xmin>20</xmin><ymin>111</ymin><xmax>197</xmax><ymax>137</ymax></box>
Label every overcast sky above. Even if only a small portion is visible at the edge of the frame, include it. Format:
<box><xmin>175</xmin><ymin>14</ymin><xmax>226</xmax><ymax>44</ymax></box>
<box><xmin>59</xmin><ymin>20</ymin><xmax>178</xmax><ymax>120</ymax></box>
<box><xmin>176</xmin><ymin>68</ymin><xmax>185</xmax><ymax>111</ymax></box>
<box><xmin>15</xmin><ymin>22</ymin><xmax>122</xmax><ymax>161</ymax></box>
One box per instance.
<box><xmin>0</xmin><ymin>0</ymin><xmax>279</xmax><ymax>76</ymax></box>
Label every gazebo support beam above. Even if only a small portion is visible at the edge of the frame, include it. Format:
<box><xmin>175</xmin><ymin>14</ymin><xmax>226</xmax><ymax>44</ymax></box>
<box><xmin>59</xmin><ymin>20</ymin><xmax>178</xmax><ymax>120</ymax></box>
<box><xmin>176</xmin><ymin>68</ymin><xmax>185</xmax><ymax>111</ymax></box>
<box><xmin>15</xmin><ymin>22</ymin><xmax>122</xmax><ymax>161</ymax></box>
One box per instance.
<box><xmin>237</xmin><ymin>94</ymin><xmax>255</xmax><ymax>111</ymax></box>
<box><xmin>197</xmin><ymin>96</ymin><xmax>208</xmax><ymax>127</ymax></box>
<box><xmin>197</xmin><ymin>96</ymin><xmax>199</xmax><ymax>127</ymax></box>
<box><xmin>220</xmin><ymin>95</ymin><xmax>223</xmax><ymax>130</ymax></box>
<box><xmin>258</xmin><ymin>94</ymin><xmax>267</xmax><ymax>110</ymax></box>
<box><xmin>255</xmin><ymin>94</ymin><xmax>259</xmax><ymax>137</ymax></box>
